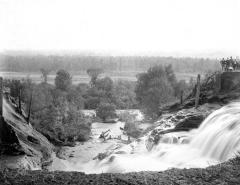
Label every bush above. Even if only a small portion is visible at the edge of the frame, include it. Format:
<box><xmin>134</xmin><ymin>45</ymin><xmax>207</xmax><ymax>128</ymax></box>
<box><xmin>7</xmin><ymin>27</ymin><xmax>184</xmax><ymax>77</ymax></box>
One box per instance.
<box><xmin>32</xmin><ymin>88</ymin><xmax>92</xmax><ymax>145</ymax></box>
<box><xmin>55</xmin><ymin>69</ymin><xmax>72</xmax><ymax>91</ymax></box>
<box><xmin>118</xmin><ymin>111</ymin><xmax>138</xmax><ymax>122</ymax></box>
<box><xmin>124</xmin><ymin>121</ymin><xmax>142</xmax><ymax>138</ymax></box>
<box><xmin>96</xmin><ymin>102</ymin><xmax>117</xmax><ymax>122</ymax></box>
<box><xmin>63</xmin><ymin>108</ymin><xmax>92</xmax><ymax>142</ymax></box>
<box><xmin>113</xmin><ymin>80</ymin><xmax>137</xmax><ymax>109</ymax></box>
<box><xmin>135</xmin><ymin>65</ymin><xmax>175</xmax><ymax>119</ymax></box>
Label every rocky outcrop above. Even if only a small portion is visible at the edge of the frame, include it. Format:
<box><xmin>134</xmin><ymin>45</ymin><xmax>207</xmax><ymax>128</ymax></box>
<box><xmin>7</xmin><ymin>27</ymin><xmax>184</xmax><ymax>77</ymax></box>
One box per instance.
<box><xmin>147</xmin><ymin>72</ymin><xmax>240</xmax><ymax>150</ymax></box>
<box><xmin>162</xmin><ymin>72</ymin><xmax>240</xmax><ymax>113</ymax></box>
<box><xmin>0</xmin><ymin>95</ymin><xmax>54</xmax><ymax>170</ymax></box>
<box><xmin>146</xmin><ymin>103</ymin><xmax>221</xmax><ymax>150</ymax></box>
<box><xmin>221</xmin><ymin>71</ymin><xmax>240</xmax><ymax>91</ymax></box>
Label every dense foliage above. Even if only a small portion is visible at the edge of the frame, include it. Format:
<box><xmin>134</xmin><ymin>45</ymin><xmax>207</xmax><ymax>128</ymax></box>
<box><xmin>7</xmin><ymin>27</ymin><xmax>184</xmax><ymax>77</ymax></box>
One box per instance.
<box><xmin>96</xmin><ymin>103</ymin><xmax>117</xmax><ymax>122</ymax></box>
<box><xmin>87</xmin><ymin>68</ymin><xmax>104</xmax><ymax>87</ymax></box>
<box><xmin>3</xmin><ymin>67</ymin><xmax>139</xmax><ymax>142</ymax></box>
<box><xmin>135</xmin><ymin>65</ymin><xmax>191</xmax><ymax>119</ymax></box>
<box><xmin>84</xmin><ymin>70</ymin><xmax>136</xmax><ymax>121</ymax></box>
<box><xmin>83</xmin><ymin>75</ymin><xmax>137</xmax><ymax>111</ymax></box>
<box><xmin>113</xmin><ymin>81</ymin><xmax>137</xmax><ymax>109</ymax></box>
<box><xmin>2</xmin><ymin>54</ymin><xmax>220</xmax><ymax>73</ymax></box>
<box><xmin>4</xmin><ymin>70</ymin><xmax>91</xmax><ymax>146</ymax></box>
<box><xmin>55</xmin><ymin>69</ymin><xmax>72</xmax><ymax>91</ymax></box>
<box><xmin>3</xmin><ymin>63</ymin><xmax>195</xmax><ymax>138</ymax></box>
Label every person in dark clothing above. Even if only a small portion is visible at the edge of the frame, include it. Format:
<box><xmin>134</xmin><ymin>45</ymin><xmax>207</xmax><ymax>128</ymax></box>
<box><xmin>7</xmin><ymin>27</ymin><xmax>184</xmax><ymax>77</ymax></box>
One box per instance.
<box><xmin>220</xmin><ymin>58</ymin><xmax>225</xmax><ymax>71</ymax></box>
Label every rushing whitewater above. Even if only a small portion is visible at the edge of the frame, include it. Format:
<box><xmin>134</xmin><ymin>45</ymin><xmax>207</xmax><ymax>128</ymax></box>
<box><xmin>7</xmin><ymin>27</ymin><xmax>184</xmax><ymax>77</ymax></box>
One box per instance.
<box><xmin>53</xmin><ymin>102</ymin><xmax>240</xmax><ymax>173</ymax></box>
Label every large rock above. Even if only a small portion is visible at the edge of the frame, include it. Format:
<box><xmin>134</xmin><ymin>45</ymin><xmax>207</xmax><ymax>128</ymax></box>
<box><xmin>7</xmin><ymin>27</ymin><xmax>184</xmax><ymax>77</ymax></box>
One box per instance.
<box><xmin>221</xmin><ymin>72</ymin><xmax>240</xmax><ymax>91</ymax></box>
<box><xmin>146</xmin><ymin>104</ymin><xmax>221</xmax><ymax>150</ymax></box>
<box><xmin>0</xmin><ymin>95</ymin><xmax>54</xmax><ymax>170</ymax></box>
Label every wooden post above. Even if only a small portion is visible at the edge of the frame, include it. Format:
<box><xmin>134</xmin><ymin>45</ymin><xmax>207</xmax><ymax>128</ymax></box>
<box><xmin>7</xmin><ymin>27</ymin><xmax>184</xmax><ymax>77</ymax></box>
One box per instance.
<box><xmin>180</xmin><ymin>90</ymin><xmax>183</xmax><ymax>105</ymax></box>
<box><xmin>0</xmin><ymin>77</ymin><xmax>2</xmax><ymax>117</ymax></box>
<box><xmin>27</xmin><ymin>89</ymin><xmax>33</xmax><ymax>124</ymax></box>
<box><xmin>195</xmin><ymin>74</ymin><xmax>201</xmax><ymax>109</ymax></box>
<box><xmin>18</xmin><ymin>88</ymin><xmax>22</xmax><ymax>114</ymax></box>
<box><xmin>0</xmin><ymin>77</ymin><xmax>3</xmax><ymax>144</ymax></box>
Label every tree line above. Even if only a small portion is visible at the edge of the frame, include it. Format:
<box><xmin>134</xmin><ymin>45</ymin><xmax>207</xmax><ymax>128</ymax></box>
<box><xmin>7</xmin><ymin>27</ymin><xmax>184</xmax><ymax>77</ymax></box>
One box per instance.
<box><xmin>1</xmin><ymin>54</ymin><xmax>220</xmax><ymax>73</ymax></box>
<box><xmin>3</xmin><ymin>64</ymin><xmax>194</xmax><ymax>144</ymax></box>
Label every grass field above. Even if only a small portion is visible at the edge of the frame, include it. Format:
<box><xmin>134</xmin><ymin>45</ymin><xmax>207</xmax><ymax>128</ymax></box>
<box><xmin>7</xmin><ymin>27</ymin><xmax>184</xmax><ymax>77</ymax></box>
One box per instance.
<box><xmin>0</xmin><ymin>71</ymin><xmax>199</xmax><ymax>84</ymax></box>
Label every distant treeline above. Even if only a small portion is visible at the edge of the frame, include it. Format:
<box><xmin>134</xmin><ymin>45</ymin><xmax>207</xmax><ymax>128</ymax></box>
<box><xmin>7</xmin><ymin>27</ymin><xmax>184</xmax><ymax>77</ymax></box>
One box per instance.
<box><xmin>1</xmin><ymin>54</ymin><xmax>220</xmax><ymax>73</ymax></box>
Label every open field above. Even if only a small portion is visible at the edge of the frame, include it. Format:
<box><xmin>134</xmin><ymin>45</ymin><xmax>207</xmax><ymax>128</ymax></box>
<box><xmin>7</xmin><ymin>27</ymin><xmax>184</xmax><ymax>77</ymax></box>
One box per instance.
<box><xmin>0</xmin><ymin>71</ymin><xmax>199</xmax><ymax>84</ymax></box>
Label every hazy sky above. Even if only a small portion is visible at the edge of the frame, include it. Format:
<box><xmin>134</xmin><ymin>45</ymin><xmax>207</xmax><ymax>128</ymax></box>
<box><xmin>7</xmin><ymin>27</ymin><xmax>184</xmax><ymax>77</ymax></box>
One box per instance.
<box><xmin>1</xmin><ymin>0</ymin><xmax>240</xmax><ymax>57</ymax></box>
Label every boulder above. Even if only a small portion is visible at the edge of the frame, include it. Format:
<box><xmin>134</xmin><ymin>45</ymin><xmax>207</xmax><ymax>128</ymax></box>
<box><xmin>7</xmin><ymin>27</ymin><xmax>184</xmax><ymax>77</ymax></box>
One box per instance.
<box><xmin>221</xmin><ymin>72</ymin><xmax>240</xmax><ymax>91</ymax></box>
<box><xmin>174</xmin><ymin>114</ymin><xmax>205</xmax><ymax>131</ymax></box>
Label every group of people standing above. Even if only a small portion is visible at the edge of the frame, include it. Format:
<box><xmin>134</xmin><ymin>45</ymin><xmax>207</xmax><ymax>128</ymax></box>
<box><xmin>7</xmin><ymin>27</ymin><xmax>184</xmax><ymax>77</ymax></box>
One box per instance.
<box><xmin>220</xmin><ymin>57</ymin><xmax>240</xmax><ymax>71</ymax></box>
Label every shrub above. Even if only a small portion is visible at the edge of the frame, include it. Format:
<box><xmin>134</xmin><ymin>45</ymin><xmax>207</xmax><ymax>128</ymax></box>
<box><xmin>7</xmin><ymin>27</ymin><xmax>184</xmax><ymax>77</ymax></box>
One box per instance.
<box><xmin>124</xmin><ymin>121</ymin><xmax>142</xmax><ymax>138</ymax></box>
<box><xmin>55</xmin><ymin>69</ymin><xmax>72</xmax><ymax>91</ymax></box>
<box><xmin>96</xmin><ymin>102</ymin><xmax>117</xmax><ymax>122</ymax></box>
<box><xmin>118</xmin><ymin>111</ymin><xmax>138</xmax><ymax>122</ymax></box>
<box><xmin>63</xmin><ymin>109</ymin><xmax>92</xmax><ymax>142</ymax></box>
<box><xmin>87</xmin><ymin>68</ymin><xmax>104</xmax><ymax>87</ymax></box>
<box><xmin>135</xmin><ymin>65</ymin><xmax>175</xmax><ymax>119</ymax></box>
<box><xmin>113</xmin><ymin>80</ymin><xmax>137</xmax><ymax>109</ymax></box>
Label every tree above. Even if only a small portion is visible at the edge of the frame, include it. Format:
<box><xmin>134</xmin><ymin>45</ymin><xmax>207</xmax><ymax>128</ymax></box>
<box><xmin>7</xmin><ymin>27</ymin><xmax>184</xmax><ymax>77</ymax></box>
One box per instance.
<box><xmin>3</xmin><ymin>78</ymin><xmax>91</xmax><ymax>145</ymax></box>
<box><xmin>95</xmin><ymin>77</ymin><xmax>115</xmax><ymax>102</ymax></box>
<box><xmin>96</xmin><ymin>102</ymin><xmax>117</xmax><ymax>122</ymax></box>
<box><xmin>66</xmin><ymin>87</ymin><xmax>84</xmax><ymax>110</ymax></box>
<box><xmin>96</xmin><ymin>77</ymin><xmax>113</xmax><ymax>92</ymax></box>
<box><xmin>87</xmin><ymin>68</ymin><xmax>104</xmax><ymax>87</ymax></box>
<box><xmin>40</xmin><ymin>68</ymin><xmax>51</xmax><ymax>83</ymax></box>
<box><xmin>113</xmin><ymin>80</ymin><xmax>137</xmax><ymax>109</ymax></box>
<box><xmin>135</xmin><ymin>65</ymin><xmax>175</xmax><ymax>119</ymax></box>
<box><xmin>174</xmin><ymin>80</ymin><xmax>188</xmax><ymax>97</ymax></box>
<box><xmin>165</xmin><ymin>64</ymin><xmax>177</xmax><ymax>86</ymax></box>
<box><xmin>84</xmin><ymin>76</ymin><xmax>115</xmax><ymax>109</ymax></box>
<box><xmin>55</xmin><ymin>69</ymin><xmax>72</xmax><ymax>91</ymax></box>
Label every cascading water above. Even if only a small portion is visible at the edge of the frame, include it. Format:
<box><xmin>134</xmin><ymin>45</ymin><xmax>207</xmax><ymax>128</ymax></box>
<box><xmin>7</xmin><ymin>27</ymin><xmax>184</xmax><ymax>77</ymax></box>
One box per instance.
<box><xmin>53</xmin><ymin>102</ymin><xmax>240</xmax><ymax>173</ymax></box>
<box><xmin>191</xmin><ymin>102</ymin><xmax>240</xmax><ymax>161</ymax></box>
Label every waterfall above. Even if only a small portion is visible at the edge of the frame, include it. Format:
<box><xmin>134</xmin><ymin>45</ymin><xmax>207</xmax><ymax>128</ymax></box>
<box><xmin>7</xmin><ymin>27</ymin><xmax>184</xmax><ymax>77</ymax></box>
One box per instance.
<box><xmin>53</xmin><ymin>102</ymin><xmax>240</xmax><ymax>173</ymax></box>
<box><xmin>190</xmin><ymin>102</ymin><xmax>240</xmax><ymax>161</ymax></box>
<box><xmin>94</xmin><ymin>102</ymin><xmax>240</xmax><ymax>173</ymax></box>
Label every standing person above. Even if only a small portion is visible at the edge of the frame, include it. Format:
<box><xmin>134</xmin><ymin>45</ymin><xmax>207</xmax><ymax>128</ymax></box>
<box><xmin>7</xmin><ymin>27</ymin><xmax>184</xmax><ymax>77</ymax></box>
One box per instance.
<box><xmin>233</xmin><ymin>59</ymin><xmax>237</xmax><ymax>71</ymax></box>
<box><xmin>220</xmin><ymin>58</ymin><xmax>225</xmax><ymax>71</ymax></box>
<box><xmin>225</xmin><ymin>58</ymin><xmax>229</xmax><ymax>71</ymax></box>
<box><xmin>236</xmin><ymin>57</ymin><xmax>240</xmax><ymax>70</ymax></box>
<box><xmin>229</xmin><ymin>56</ymin><xmax>234</xmax><ymax>71</ymax></box>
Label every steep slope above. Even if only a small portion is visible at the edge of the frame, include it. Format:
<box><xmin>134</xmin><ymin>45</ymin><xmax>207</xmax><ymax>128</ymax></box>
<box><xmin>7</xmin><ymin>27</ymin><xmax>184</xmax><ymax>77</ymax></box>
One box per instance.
<box><xmin>0</xmin><ymin>94</ymin><xmax>54</xmax><ymax>170</ymax></box>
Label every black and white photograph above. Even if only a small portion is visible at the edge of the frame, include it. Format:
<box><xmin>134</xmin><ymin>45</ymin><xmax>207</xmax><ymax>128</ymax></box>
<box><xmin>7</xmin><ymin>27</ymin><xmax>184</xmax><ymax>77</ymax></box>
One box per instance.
<box><xmin>0</xmin><ymin>0</ymin><xmax>240</xmax><ymax>184</ymax></box>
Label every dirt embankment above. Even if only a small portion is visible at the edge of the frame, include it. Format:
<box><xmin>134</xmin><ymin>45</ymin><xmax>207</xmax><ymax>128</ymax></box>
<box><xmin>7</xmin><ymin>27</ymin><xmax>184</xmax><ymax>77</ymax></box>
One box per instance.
<box><xmin>1</xmin><ymin>157</ymin><xmax>240</xmax><ymax>185</ymax></box>
<box><xmin>0</xmin><ymin>95</ymin><xmax>54</xmax><ymax>170</ymax></box>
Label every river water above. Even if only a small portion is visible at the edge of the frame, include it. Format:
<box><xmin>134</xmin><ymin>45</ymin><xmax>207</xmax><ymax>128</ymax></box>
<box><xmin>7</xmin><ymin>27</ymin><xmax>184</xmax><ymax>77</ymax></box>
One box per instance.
<box><xmin>51</xmin><ymin>103</ymin><xmax>240</xmax><ymax>173</ymax></box>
